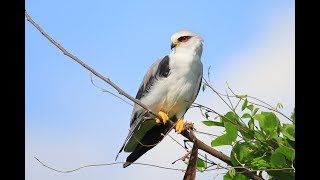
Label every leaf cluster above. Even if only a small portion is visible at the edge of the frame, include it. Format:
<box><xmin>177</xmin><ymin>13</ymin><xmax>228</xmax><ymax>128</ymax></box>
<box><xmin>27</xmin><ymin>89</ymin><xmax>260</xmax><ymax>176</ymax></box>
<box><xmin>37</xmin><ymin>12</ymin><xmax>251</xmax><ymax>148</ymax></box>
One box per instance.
<box><xmin>201</xmin><ymin>98</ymin><xmax>295</xmax><ymax>179</ymax></box>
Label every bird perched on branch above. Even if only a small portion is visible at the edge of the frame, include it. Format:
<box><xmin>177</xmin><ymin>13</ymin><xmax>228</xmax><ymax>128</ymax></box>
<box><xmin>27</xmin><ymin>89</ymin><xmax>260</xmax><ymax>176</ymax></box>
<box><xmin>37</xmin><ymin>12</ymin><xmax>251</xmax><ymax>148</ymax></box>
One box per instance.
<box><xmin>116</xmin><ymin>30</ymin><xmax>204</xmax><ymax>168</ymax></box>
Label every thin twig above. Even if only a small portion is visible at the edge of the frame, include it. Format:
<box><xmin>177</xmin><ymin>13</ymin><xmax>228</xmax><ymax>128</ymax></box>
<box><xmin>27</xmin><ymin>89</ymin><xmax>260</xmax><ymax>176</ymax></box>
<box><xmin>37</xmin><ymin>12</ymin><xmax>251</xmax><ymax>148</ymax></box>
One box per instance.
<box><xmin>248</xmin><ymin>100</ymin><xmax>292</xmax><ymax>122</ymax></box>
<box><xmin>193</xmin><ymin>130</ymin><xmax>218</xmax><ymax>137</ymax></box>
<box><xmin>90</xmin><ymin>73</ymin><xmax>134</xmax><ymax>107</ymax></box>
<box><xmin>34</xmin><ymin>157</ymin><xmax>185</xmax><ymax>173</ymax></box>
<box><xmin>192</xmin><ymin>103</ymin><xmax>249</xmax><ymax>133</ymax></box>
<box><xmin>25</xmin><ymin>10</ymin><xmax>162</xmax><ymax>121</ymax></box>
<box><xmin>167</xmin><ymin>133</ymin><xmax>189</xmax><ymax>151</ymax></box>
<box><xmin>202</xmin><ymin>77</ymin><xmax>233</xmax><ymax>110</ymax></box>
<box><xmin>205</xmin><ymin>77</ymin><xmax>292</xmax><ymax>122</ymax></box>
<box><xmin>234</xmin><ymin>98</ymin><xmax>242</xmax><ymax>111</ymax></box>
<box><xmin>225</xmin><ymin>87</ymin><xmax>234</xmax><ymax>110</ymax></box>
<box><xmin>172</xmin><ymin>150</ymin><xmax>192</xmax><ymax>164</ymax></box>
<box><xmin>228</xmin><ymin>82</ymin><xmax>291</xmax><ymax>122</ymax></box>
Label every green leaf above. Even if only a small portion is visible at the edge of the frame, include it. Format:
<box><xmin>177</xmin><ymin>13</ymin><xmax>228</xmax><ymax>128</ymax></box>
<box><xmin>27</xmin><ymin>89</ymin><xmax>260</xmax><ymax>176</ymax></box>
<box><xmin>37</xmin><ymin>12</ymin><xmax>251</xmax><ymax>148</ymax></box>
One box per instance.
<box><xmin>270</xmin><ymin>152</ymin><xmax>287</xmax><ymax>168</ymax></box>
<box><xmin>267</xmin><ymin>131</ymin><xmax>279</xmax><ymax>140</ymax></box>
<box><xmin>254</xmin><ymin>114</ymin><xmax>265</xmax><ymax>121</ymax></box>
<box><xmin>252</xmin><ymin>108</ymin><xmax>259</xmax><ymax>116</ymax></box>
<box><xmin>196</xmin><ymin>158</ymin><xmax>206</xmax><ymax>172</ymax></box>
<box><xmin>222</xmin><ymin>112</ymin><xmax>238</xmax><ymax>123</ymax></box>
<box><xmin>251</xmin><ymin>153</ymin><xmax>271</xmax><ymax>170</ymax></box>
<box><xmin>281</xmin><ymin>124</ymin><xmax>295</xmax><ymax>141</ymax></box>
<box><xmin>241</xmin><ymin>113</ymin><xmax>251</xmax><ymax>119</ymax></box>
<box><xmin>230</xmin><ymin>142</ymin><xmax>241</xmax><ymax>166</ymax></box>
<box><xmin>236</xmin><ymin>95</ymin><xmax>247</xmax><ymax>99</ymax></box>
<box><xmin>197</xmin><ymin>158</ymin><xmax>205</xmax><ymax>167</ymax></box>
<box><xmin>231</xmin><ymin>142</ymin><xmax>254</xmax><ymax>166</ymax></box>
<box><xmin>242</xmin><ymin>98</ymin><xmax>248</xmax><ymax>111</ymax></box>
<box><xmin>225</xmin><ymin>122</ymin><xmax>238</xmax><ymax>141</ymax></box>
<box><xmin>267</xmin><ymin>169</ymin><xmax>295</xmax><ymax>180</ymax></box>
<box><xmin>211</xmin><ymin>122</ymin><xmax>237</xmax><ymax>146</ymax></box>
<box><xmin>235</xmin><ymin>174</ymin><xmax>249</xmax><ymax>180</ymax></box>
<box><xmin>224</xmin><ymin>172</ymin><xmax>249</xmax><ymax>180</ymax></box>
<box><xmin>254</xmin><ymin>112</ymin><xmax>280</xmax><ymax>136</ymax></box>
<box><xmin>240</xmin><ymin>129</ymin><xmax>255</xmax><ymax>140</ymax></box>
<box><xmin>223</xmin><ymin>172</ymin><xmax>233</xmax><ymax>180</ymax></box>
<box><xmin>229</xmin><ymin>168</ymin><xmax>236</xmax><ymax>178</ymax></box>
<box><xmin>202</xmin><ymin>120</ymin><xmax>224</xmax><ymax>127</ymax></box>
<box><xmin>248</xmin><ymin>118</ymin><xmax>254</xmax><ymax>130</ymax></box>
<box><xmin>254</xmin><ymin>131</ymin><xmax>266</xmax><ymax>142</ymax></box>
<box><xmin>247</xmin><ymin>104</ymin><xmax>254</xmax><ymax>111</ymax></box>
<box><xmin>273</xmin><ymin>136</ymin><xmax>293</xmax><ymax>149</ymax></box>
<box><xmin>211</xmin><ymin>134</ymin><xmax>230</xmax><ymax>146</ymax></box>
<box><xmin>275</xmin><ymin>146</ymin><xmax>295</xmax><ymax>161</ymax></box>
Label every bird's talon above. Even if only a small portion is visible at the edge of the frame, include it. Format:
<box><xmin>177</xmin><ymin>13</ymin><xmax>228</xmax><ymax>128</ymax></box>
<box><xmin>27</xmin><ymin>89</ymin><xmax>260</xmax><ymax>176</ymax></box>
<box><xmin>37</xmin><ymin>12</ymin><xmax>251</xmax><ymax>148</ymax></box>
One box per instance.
<box><xmin>155</xmin><ymin>118</ymin><xmax>161</xmax><ymax>123</ymax></box>
<box><xmin>155</xmin><ymin>111</ymin><xmax>169</xmax><ymax>124</ymax></box>
<box><xmin>175</xmin><ymin>118</ymin><xmax>185</xmax><ymax>134</ymax></box>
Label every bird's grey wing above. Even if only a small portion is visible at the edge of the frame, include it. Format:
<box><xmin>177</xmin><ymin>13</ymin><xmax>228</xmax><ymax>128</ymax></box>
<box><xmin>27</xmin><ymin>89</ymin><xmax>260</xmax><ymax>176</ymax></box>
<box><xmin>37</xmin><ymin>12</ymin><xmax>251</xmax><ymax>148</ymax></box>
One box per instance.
<box><xmin>129</xmin><ymin>55</ymin><xmax>170</xmax><ymax>125</ymax></box>
<box><xmin>116</xmin><ymin>55</ymin><xmax>170</xmax><ymax>159</ymax></box>
<box><xmin>135</xmin><ymin>55</ymin><xmax>170</xmax><ymax>100</ymax></box>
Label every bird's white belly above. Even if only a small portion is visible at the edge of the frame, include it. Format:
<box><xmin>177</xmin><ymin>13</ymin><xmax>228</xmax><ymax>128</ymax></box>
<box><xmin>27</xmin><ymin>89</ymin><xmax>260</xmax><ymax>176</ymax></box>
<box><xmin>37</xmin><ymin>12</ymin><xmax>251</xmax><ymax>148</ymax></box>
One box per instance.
<box><xmin>141</xmin><ymin>65</ymin><xmax>201</xmax><ymax>119</ymax></box>
<box><xmin>161</xmin><ymin>73</ymin><xmax>195</xmax><ymax>116</ymax></box>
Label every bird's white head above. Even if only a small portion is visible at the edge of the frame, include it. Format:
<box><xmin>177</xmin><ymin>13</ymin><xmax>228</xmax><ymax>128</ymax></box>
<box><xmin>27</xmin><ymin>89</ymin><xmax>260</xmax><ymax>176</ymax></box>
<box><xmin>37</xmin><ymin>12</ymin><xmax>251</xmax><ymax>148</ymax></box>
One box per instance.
<box><xmin>170</xmin><ymin>30</ymin><xmax>203</xmax><ymax>54</ymax></box>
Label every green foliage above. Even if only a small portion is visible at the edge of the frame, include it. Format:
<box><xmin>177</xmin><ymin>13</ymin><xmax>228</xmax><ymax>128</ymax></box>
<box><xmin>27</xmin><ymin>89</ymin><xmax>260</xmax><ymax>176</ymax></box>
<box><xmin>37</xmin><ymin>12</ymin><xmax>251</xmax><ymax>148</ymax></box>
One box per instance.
<box><xmin>241</xmin><ymin>99</ymin><xmax>248</xmax><ymax>111</ymax></box>
<box><xmin>211</xmin><ymin>122</ymin><xmax>238</xmax><ymax>146</ymax></box>
<box><xmin>281</xmin><ymin>124</ymin><xmax>295</xmax><ymax>141</ymax></box>
<box><xmin>201</xmin><ymin>93</ymin><xmax>295</xmax><ymax>179</ymax></box>
<box><xmin>224</xmin><ymin>169</ymin><xmax>249</xmax><ymax>180</ymax></box>
<box><xmin>196</xmin><ymin>157</ymin><xmax>207</xmax><ymax>172</ymax></box>
<box><xmin>202</xmin><ymin>120</ymin><xmax>224</xmax><ymax>127</ymax></box>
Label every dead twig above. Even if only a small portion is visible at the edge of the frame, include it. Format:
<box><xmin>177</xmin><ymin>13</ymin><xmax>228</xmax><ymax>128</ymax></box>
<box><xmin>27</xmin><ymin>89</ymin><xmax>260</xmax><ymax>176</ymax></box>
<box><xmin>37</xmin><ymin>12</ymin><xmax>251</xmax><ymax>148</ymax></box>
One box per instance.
<box><xmin>172</xmin><ymin>150</ymin><xmax>192</xmax><ymax>164</ymax></box>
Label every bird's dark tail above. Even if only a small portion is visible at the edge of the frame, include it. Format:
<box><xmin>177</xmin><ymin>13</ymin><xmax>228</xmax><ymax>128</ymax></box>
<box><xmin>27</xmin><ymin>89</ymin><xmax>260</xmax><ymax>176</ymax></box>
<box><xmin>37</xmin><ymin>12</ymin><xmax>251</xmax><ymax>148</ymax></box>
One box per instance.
<box><xmin>115</xmin><ymin>144</ymin><xmax>125</xmax><ymax>161</ymax></box>
<box><xmin>123</xmin><ymin>143</ymin><xmax>154</xmax><ymax>168</ymax></box>
<box><xmin>122</xmin><ymin>123</ymin><xmax>170</xmax><ymax>168</ymax></box>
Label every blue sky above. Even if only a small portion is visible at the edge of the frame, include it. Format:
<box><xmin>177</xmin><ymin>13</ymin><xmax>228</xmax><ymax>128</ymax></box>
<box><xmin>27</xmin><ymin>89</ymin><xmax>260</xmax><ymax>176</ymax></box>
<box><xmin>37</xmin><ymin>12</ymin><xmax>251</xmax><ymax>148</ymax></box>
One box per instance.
<box><xmin>26</xmin><ymin>1</ymin><xmax>294</xmax><ymax>179</ymax></box>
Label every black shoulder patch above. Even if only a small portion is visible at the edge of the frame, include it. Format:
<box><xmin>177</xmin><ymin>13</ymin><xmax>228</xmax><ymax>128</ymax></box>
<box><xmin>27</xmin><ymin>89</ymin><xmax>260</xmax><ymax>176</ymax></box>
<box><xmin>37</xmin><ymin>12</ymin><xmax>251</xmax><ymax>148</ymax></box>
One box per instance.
<box><xmin>156</xmin><ymin>55</ymin><xmax>170</xmax><ymax>78</ymax></box>
<box><xmin>135</xmin><ymin>56</ymin><xmax>170</xmax><ymax>100</ymax></box>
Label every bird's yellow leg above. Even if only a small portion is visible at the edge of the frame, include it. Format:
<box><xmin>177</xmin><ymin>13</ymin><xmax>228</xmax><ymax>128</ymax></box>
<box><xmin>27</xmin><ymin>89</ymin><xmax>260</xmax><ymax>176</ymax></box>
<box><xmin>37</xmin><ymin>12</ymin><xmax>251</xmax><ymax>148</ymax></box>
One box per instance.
<box><xmin>155</xmin><ymin>111</ymin><xmax>169</xmax><ymax>124</ymax></box>
<box><xmin>175</xmin><ymin>118</ymin><xmax>185</xmax><ymax>134</ymax></box>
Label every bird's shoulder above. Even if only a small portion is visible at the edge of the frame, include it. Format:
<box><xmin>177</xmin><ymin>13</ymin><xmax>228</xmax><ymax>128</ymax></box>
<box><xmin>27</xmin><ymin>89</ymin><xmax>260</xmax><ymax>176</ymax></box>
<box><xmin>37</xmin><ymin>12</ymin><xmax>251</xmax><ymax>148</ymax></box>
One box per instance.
<box><xmin>135</xmin><ymin>55</ymin><xmax>170</xmax><ymax>100</ymax></box>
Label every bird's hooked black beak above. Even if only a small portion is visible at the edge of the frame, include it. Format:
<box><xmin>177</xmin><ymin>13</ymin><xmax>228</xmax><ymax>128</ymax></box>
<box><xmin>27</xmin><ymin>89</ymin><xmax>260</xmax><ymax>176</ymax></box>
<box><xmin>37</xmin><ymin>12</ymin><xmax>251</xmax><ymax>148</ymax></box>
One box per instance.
<box><xmin>171</xmin><ymin>42</ymin><xmax>176</xmax><ymax>50</ymax></box>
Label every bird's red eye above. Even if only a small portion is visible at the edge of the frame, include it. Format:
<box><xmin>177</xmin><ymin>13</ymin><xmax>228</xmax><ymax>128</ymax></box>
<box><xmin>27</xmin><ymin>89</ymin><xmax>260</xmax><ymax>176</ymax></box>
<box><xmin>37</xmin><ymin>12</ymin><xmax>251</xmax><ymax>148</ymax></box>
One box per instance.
<box><xmin>178</xmin><ymin>36</ymin><xmax>191</xmax><ymax>42</ymax></box>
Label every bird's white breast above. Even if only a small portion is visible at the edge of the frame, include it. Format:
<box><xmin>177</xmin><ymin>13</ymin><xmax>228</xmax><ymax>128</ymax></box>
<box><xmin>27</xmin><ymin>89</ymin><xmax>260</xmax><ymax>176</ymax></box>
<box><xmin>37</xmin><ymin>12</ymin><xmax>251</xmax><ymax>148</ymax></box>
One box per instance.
<box><xmin>141</xmin><ymin>51</ymin><xmax>203</xmax><ymax>119</ymax></box>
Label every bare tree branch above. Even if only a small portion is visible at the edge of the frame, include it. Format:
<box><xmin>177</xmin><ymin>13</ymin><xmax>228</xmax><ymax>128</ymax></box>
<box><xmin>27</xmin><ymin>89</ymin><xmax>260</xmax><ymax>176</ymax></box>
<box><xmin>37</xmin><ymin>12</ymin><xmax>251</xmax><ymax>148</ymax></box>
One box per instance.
<box><xmin>25</xmin><ymin>10</ymin><xmax>263</xmax><ymax>180</ymax></box>
<box><xmin>25</xmin><ymin>10</ymin><xmax>161</xmax><ymax>121</ymax></box>
<box><xmin>183</xmin><ymin>137</ymin><xmax>198</xmax><ymax>180</ymax></box>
